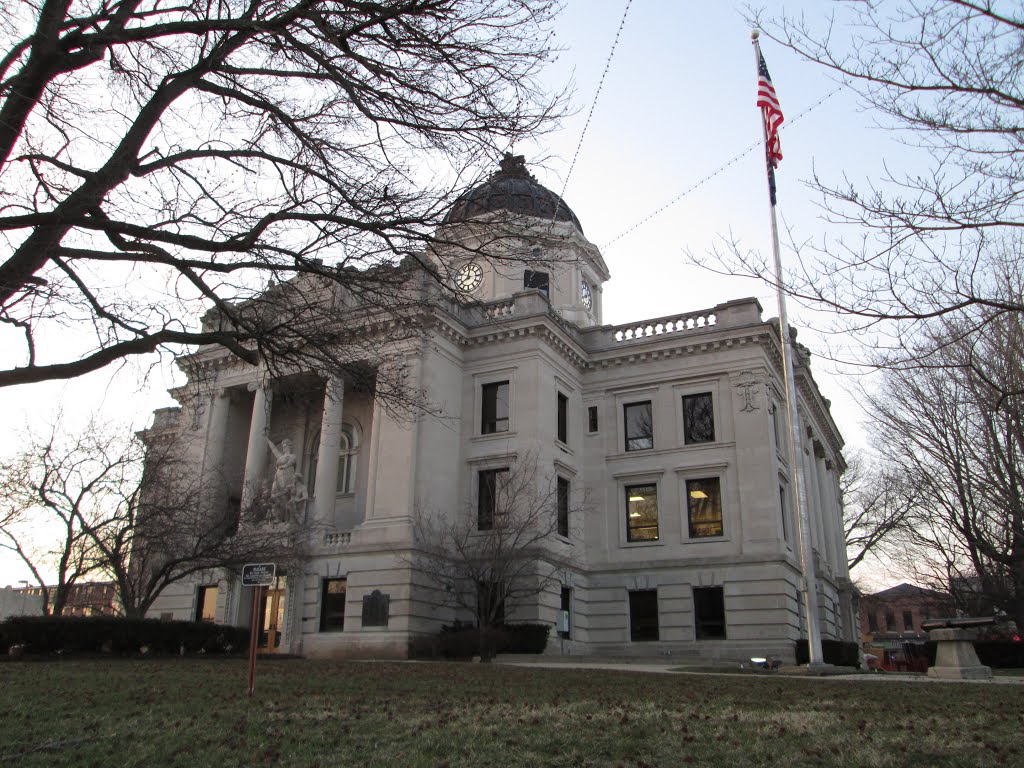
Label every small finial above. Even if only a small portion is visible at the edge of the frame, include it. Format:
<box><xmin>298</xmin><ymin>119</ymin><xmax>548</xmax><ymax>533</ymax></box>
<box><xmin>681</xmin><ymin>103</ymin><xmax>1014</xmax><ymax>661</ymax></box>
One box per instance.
<box><xmin>750</xmin><ymin>29</ymin><xmax>760</xmax><ymax>40</ymax></box>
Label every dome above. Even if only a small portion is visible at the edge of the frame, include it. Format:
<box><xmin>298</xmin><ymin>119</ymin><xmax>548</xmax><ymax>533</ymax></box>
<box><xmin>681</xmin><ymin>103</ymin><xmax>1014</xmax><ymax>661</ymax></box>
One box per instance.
<box><xmin>443</xmin><ymin>153</ymin><xmax>583</xmax><ymax>233</ymax></box>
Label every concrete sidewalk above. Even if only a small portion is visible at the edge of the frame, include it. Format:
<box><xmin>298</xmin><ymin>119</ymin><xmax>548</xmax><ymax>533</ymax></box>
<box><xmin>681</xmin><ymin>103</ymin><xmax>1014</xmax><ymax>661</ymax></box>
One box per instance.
<box><xmin>494</xmin><ymin>655</ymin><xmax>1024</xmax><ymax>684</ymax></box>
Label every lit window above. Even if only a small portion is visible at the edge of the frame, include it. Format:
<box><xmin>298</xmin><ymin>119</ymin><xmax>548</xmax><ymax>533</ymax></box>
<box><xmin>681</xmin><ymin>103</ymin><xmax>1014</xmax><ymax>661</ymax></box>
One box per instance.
<box><xmin>682</xmin><ymin>393</ymin><xmax>715</xmax><ymax>444</ymax></box>
<box><xmin>478</xmin><ymin>467</ymin><xmax>510</xmax><ymax>530</ymax></box>
<box><xmin>196</xmin><ymin>585</ymin><xmax>218</xmax><ymax>623</ymax></box>
<box><xmin>694</xmin><ymin>586</ymin><xmax>726</xmax><ymax>639</ymax></box>
<box><xmin>624</xmin><ymin>401</ymin><xmax>653</xmax><ymax>451</ymax></box>
<box><xmin>557</xmin><ymin>477</ymin><xmax>570</xmax><ymax>538</ymax></box>
<box><xmin>320</xmin><ymin>578</ymin><xmax>346</xmax><ymax>631</ymax></box>
<box><xmin>686</xmin><ymin>478</ymin><xmax>723</xmax><ymax>538</ymax></box>
<box><xmin>557</xmin><ymin>392</ymin><xmax>568</xmax><ymax>443</ymax></box>
<box><xmin>482</xmin><ymin>381</ymin><xmax>510</xmax><ymax>434</ymax></box>
<box><xmin>629</xmin><ymin>590</ymin><xmax>659</xmax><ymax>641</ymax></box>
<box><xmin>626</xmin><ymin>483</ymin><xmax>659</xmax><ymax>542</ymax></box>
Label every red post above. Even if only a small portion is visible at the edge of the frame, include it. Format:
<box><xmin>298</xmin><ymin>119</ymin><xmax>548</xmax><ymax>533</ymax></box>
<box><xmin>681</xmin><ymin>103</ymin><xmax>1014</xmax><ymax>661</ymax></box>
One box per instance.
<box><xmin>246</xmin><ymin>585</ymin><xmax>261</xmax><ymax>697</ymax></box>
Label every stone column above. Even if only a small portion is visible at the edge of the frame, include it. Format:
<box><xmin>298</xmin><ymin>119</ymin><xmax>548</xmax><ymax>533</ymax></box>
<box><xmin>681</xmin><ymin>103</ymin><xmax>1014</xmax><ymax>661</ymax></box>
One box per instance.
<box><xmin>202</xmin><ymin>388</ymin><xmax>232</xmax><ymax>480</ymax></box>
<box><xmin>816</xmin><ymin>456</ymin><xmax>841</xmax><ymax>576</ymax></box>
<box><xmin>313</xmin><ymin>377</ymin><xmax>345</xmax><ymax>527</ymax></box>
<box><xmin>242</xmin><ymin>382</ymin><xmax>272</xmax><ymax>508</ymax></box>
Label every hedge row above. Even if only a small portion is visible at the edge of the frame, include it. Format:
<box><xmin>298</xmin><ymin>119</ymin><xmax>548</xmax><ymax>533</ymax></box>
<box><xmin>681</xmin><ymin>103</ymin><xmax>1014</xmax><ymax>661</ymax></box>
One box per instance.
<box><xmin>409</xmin><ymin>622</ymin><xmax>551</xmax><ymax>659</ymax></box>
<box><xmin>1</xmin><ymin>616</ymin><xmax>249</xmax><ymax>657</ymax></box>
<box><xmin>904</xmin><ymin>640</ymin><xmax>1024</xmax><ymax>669</ymax></box>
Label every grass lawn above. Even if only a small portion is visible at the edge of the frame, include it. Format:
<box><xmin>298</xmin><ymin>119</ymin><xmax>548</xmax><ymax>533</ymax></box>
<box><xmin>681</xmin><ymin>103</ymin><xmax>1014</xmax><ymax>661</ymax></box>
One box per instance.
<box><xmin>1</xmin><ymin>659</ymin><xmax>1021</xmax><ymax>767</ymax></box>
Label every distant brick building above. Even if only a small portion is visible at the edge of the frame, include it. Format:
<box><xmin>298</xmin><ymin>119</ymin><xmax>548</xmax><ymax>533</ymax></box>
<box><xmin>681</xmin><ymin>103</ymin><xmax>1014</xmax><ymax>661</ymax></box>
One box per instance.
<box><xmin>0</xmin><ymin>582</ymin><xmax>119</xmax><ymax>618</ymax></box>
<box><xmin>859</xmin><ymin>583</ymin><xmax>952</xmax><ymax>670</ymax></box>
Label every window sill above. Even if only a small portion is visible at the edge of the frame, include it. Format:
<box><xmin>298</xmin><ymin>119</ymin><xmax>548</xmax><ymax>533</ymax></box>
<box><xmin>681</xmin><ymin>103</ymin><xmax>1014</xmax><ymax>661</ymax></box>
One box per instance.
<box><xmin>472</xmin><ymin>431</ymin><xmax>518</xmax><ymax>443</ymax></box>
<box><xmin>621</xmin><ymin>539</ymin><xmax>664</xmax><ymax>548</ymax></box>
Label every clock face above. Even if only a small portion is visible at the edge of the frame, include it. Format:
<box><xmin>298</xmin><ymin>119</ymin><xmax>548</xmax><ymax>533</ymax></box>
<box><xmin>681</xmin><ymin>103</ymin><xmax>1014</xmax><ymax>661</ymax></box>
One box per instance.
<box><xmin>581</xmin><ymin>279</ymin><xmax>593</xmax><ymax>310</ymax></box>
<box><xmin>455</xmin><ymin>261</ymin><xmax>483</xmax><ymax>293</ymax></box>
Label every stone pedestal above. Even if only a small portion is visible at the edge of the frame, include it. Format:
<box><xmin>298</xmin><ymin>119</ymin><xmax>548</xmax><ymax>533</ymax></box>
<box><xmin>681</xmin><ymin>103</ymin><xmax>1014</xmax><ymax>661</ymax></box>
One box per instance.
<box><xmin>927</xmin><ymin>628</ymin><xmax>992</xmax><ymax>680</ymax></box>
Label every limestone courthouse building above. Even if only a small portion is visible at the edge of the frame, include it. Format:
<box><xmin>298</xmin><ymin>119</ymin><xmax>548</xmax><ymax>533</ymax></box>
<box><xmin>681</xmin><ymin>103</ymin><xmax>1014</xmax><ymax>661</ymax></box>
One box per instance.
<box><xmin>145</xmin><ymin>155</ymin><xmax>855</xmax><ymax>661</ymax></box>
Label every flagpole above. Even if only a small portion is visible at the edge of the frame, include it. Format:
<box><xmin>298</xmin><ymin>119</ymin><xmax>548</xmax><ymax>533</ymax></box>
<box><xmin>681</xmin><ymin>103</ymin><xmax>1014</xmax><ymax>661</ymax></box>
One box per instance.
<box><xmin>751</xmin><ymin>30</ymin><xmax>824</xmax><ymax>667</ymax></box>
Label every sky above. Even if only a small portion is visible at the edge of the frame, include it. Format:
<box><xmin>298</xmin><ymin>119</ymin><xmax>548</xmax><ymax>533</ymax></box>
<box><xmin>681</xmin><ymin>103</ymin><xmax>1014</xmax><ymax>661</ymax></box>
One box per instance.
<box><xmin>0</xmin><ymin>1</ymin><xmax>907</xmax><ymax>587</ymax></box>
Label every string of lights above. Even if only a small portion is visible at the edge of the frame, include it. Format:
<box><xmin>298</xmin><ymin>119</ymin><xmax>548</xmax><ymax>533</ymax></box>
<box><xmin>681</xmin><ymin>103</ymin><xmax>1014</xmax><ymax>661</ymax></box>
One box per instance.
<box><xmin>558</xmin><ymin>0</ymin><xmax>634</xmax><ymax>201</ymax></box>
<box><xmin>601</xmin><ymin>87</ymin><xmax>842</xmax><ymax>249</ymax></box>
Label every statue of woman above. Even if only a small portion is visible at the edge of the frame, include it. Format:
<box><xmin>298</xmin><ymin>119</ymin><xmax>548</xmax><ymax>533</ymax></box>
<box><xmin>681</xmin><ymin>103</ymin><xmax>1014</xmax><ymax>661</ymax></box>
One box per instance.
<box><xmin>267</xmin><ymin>438</ymin><xmax>298</xmax><ymax>496</ymax></box>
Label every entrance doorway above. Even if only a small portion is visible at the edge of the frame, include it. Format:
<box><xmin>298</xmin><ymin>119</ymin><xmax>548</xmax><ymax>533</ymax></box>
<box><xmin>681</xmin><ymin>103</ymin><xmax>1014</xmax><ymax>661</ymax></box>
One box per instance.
<box><xmin>257</xmin><ymin>578</ymin><xmax>286</xmax><ymax>653</ymax></box>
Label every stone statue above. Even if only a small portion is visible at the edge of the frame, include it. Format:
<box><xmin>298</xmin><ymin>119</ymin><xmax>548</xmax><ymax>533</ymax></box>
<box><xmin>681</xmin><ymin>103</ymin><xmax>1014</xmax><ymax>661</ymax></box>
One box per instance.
<box><xmin>267</xmin><ymin>438</ymin><xmax>298</xmax><ymax>497</ymax></box>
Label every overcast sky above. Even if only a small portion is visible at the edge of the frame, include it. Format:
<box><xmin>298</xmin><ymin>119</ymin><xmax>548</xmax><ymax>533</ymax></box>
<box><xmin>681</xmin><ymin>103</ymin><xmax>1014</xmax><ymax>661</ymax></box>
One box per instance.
<box><xmin>1</xmin><ymin>1</ymin><xmax>908</xmax><ymax>587</ymax></box>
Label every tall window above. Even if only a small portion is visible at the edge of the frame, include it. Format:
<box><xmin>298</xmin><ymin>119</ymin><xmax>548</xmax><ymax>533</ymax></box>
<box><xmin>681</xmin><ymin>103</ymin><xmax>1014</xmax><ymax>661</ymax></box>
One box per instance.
<box><xmin>523</xmin><ymin>269</ymin><xmax>549</xmax><ymax>298</ymax></box>
<box><xmin>903</xmin><ymin>610</ymin><xmax>914</xmax><ymax>632</ymax></box>
<box><xmin>693</xmin><ymin>586</ymin><xmax>726</xmax><ymax>639</ymax></box>
<box><xmin>624</xmin><ymin>401</ymin><xmax>653</xmax><ymax>451</ymax></box>
<box><xmin>587</xmin><ymin>405</ymin><xmax>599</xmax><ymax>434</ymax></box>
<box><xmin>682</xmin><ymin>393</ymin><xmax>715</xmax><ymax>444</ymax></box>
<box><xmin>481</xmin><ymin>381</ymin><xmax>510</xmax><ymax>434</ymax></box>
<box><xmin>320</xmin><ymin>578</ymin><xmax>346</xmax><ymax>631</ymax></box>
<box><xmin>629</xmin><ymin>590</ymin><xmax>659</xmax><ymax>641</ymax></box>
<box><xmin>557</xmin><ymin>392</ymin><xmax>568</xmax><ymax>443</ymax></box>
<box><xmin>626</xmin><ymin>483</ymin><xmax>659</xmax><ymax>541</ymax></box>
<box><xmin>337</xmin><ymin>424</ymin><xmax>358</xmax><ymax>494</ymax></box>
<box><xmin>478</xmin><ymin>467</ymin><xmax>509</xmax><ymax>530</ymax></box>
<box><xmin>868</xmin><ymin>611</ymin><xmax>879</xmax><ymax>633</ymax></box>
<box><xmin>557</xmin><ymin>476</ymin><xmax>570</xmax><ymax>538</ymax></box>
<box><xmin>779</xmin><ymin>484</ymin><xmax>788</xmax><ymax>542</ymax></box>
<box><xmin>686</xmin><ymin>478</ymin><xmax>723</xmax><ymax>538</ymax></box>
<box><xmin>885</xmin><ymin>610</ymin><xmax>896</xmax><ymax>631</ymax></box>
<box><xmin>196</xmin><ymin>585</ymin><xmax>218</xmax><ymax>623</ymax></box>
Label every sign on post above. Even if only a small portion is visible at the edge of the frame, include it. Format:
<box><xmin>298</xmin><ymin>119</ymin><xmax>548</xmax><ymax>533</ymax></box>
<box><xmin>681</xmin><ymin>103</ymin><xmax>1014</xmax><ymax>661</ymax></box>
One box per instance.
<box><xmin>242</xmin><ymin>562</ymin><xmax>276</xmax><ymax>587</ymax></box>
<box><xmin>243</xmin><ymin>562</ymin><xmax>276</xmax><ymax>697</ymax></box>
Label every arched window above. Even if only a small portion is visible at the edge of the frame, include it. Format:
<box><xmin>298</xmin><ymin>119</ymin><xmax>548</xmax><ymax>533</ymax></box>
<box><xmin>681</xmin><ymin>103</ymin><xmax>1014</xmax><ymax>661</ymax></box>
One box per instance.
<box><xmin>307</xmin><ymin>422</ymin><xmax>360</xmax><ymax>497</ymax></box>
<box><xmin>337</xmin><ymin>423</ymin><xmax>359</xmax><ymax>495</ymax></box>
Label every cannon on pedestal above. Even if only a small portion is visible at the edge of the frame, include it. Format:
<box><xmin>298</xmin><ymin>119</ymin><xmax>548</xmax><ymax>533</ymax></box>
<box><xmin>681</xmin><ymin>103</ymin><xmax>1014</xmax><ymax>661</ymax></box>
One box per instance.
<box><xmin>921</xmin><ymin>617</ymin><xmax>994</xmax><ymax>680</ymax></box>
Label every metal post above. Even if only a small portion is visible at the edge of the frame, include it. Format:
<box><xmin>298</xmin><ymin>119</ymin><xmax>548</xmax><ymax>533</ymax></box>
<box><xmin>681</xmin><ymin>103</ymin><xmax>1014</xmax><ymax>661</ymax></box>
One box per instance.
<box><xmin>752</xmin><ymin>30</ymin><xmax>824</xmax><ymax>666</ymax></box>
<box><xmin>246</xmin><ymin>586</ymin><xmax>261</xmax><ymax>697</ymax></box>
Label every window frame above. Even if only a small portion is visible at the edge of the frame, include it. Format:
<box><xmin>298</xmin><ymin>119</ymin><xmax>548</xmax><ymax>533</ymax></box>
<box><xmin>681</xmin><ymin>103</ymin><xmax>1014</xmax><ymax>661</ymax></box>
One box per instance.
<box><xmin>685</xmin><ymin>477</ymin><xmax>724</xmax><ymax>539</ymax></box>
<box><xmin>557</xmin><ymin>476</ymin><xmax>570</xmax><ymax>538</ymax></box>
<box><xmin>623</xmin><ymin>400</ymin><xmax>654</xmax><ymax>452</ymax></box>
<box><xmin>320</xmin><ymin>577</ymin><xmax>347</xmax><ymax>632</ymax></box>
<box><xmin>625</xmin><ymin>482</ymin><xmax>659</xmax><ymax>542</ymax></box>
<box><xmin>682</xmin><ymin>392</ymin><xmax>716</xmax><ymax>444</ymax></box>
<box><xmin>693</xmin><ymin>585</ymin><xmax>726</xmax><ymax>640</ymax></box>
<box><xmin>629</xmin><ymin>589</ymin><xmax>659</xmax><ymax>642</ymax></box>
<box><xmin>481</xmin><ymin>380</ymin><xmax>511</xmax><ymax>435</ymax></box>
<box><xmin>523</xmin><ymin>269</ymin><xmax>550</xmax><ymax>298</ymax></box>
<box><xmin>587</xmin><ymin>405</ymin><xmax>599</xmax><ymax>434</ymax></box>
<box><xmin>195</xmin><ymin>585</ymin><xmax>218</xmax><ymax>623</ymax></box>
<box><xmin>556</xmin><ymin>391</ymin><xmax>569</xmax><ymax>444</ymax></box>
<box><xmin>477</xmin><ymin>466</ymin><xmax>510</xmax><ymax>531</ymax></box>
<box><xmin>559</xmin><ymin>586</ymin><xmax>572</xmax><ymax>639</ymax></box>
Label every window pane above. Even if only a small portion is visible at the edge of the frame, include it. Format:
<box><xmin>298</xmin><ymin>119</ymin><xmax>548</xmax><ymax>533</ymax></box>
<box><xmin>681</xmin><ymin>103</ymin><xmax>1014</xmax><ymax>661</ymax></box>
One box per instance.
<box><xmin>683</xmin><ymin>393</ymin><xmax>715</xmax><ymax>444</ymax></box>
<box><xmin>196</xmin><ymin>586</ymin><xmax>218</xmax><ymax>623</ymax></box>
<box><xmin>694</xmin><ymin>586</ymin><xmax>726</xmax><ymax>639</ymax></box>
<box><xmin>478</xmin><ymin>468</ymin><xmax>509</xmax><ymax>530</ymax></box>
<box><xmin>524</xmin><ymin>269</ymin><xmax>549</xmax><ymax>298</ymax></box>
<box><xmin>320</xmin><ymin>578</ymin><xmax>346</xmax><ymax>631</ymax></box>
<box><xmin>626</xmin><ymin>483</ymin><xmax>659</xmax><ymax>541</ymax></box>
<box><xmin>903</xmin><ymin>611</ymin><xmax>914</xmax><ymax>631</ymax></box>
<box><xmin>557</xmin><ymin>477</ymin><xmax>570</xmax><ymax>538</ymax></box>
<box><xmin>482</xmin><ymin>381</ymin><xmax>510</xmax><ymax>434</ymax></box>
<box><xmin>559</xmin><ymin>586</ymin><xmax>572</xmax><ymax>639</ymax></box>
<box><xmin>557</xmin><ymin>392</ymin><xmax>568</xmax><ymax>443</ymax></box>
<box><xmin>588</xmin><ymin>405</ymin><xmax>599</xmax><ymax>433</ymax></box>
<box><xmin>629</xmin><ymin>590</ymin><xmax>659</xmax><ymax>641</ymax></box>
<box><xmin>624</xmin><ymin>401</ymin><xmax>653</xmax><ymax>451</ymax></box>
<box><xmin>687</xmin><ymin>477</ymin><xmax>723</xmax><ymax>538</ymax></box>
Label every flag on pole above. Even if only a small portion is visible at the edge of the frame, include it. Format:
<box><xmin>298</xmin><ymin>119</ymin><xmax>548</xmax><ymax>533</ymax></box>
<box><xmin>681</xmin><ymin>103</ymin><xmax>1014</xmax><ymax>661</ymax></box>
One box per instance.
<box><xmin>757</xmin><ymin>52</ymin><xmax>784</xmax><ymax>168</ymax></box>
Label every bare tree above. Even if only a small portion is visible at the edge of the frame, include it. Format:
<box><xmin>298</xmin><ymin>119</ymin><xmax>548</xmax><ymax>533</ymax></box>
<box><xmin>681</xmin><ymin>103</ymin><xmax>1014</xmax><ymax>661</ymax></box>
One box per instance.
<box><xmin>722</xmin><ymin>1</ymin><xmax>1024</xmax><ymax>364</ymax></box>
<box><xmin>841</xmin><ymin>450</ymin><xmax>915</xmax><ymax>572</ymax></box>
<box><xmin>0</xmin><ymin>0</ymin><xmax>565</xmax><ymax>389</ymax></box>
<box><xmin>0</xmin><ymin>418</ymin><xmax>310</xmax><ymax>618</ymax></box>
<box><xmin>0</xmin><ymin>420</ymin><xmax>120</xmax><ymax>614</ymax></box>
<box><xmin>865</xmin><ymin>307</ymin><xmax>1024</xmax><ymax>626</ymax></box>
<box><xmin>411</xmin><ymin>457</ymin><xmax>578</xmax><ymax>660</ymax></box>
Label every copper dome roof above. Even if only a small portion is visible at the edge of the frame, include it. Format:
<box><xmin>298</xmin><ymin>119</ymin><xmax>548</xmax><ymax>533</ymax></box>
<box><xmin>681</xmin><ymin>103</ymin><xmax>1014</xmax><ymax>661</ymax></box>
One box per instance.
<box><xmin>443</xmin><ymin>153</ymin><xmax>582</xmax><ymax>233</ymax></box>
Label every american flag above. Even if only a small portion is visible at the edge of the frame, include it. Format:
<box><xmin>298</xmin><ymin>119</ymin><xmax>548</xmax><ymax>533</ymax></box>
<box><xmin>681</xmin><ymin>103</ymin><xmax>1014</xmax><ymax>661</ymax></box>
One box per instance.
<box><xmin>757</xmin><ymin>52</ymin><xmax>784</xmax><ymax>168</ymax></box>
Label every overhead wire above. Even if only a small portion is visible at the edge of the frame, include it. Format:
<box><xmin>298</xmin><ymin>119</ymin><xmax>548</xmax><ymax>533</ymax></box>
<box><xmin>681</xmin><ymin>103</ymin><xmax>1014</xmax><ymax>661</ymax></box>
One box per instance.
<box><xmin>557</xmin><ymin>0</ymin><xmax>634</xmax><ymax>202</ymax></box>
<box><xmin>600</xmin><ymin>87</ymin><xmax>842</xmax><ymax>249</ymax></box>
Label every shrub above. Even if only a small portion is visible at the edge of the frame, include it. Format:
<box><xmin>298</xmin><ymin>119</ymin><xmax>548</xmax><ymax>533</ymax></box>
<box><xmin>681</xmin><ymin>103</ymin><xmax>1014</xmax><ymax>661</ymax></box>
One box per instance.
<box><xmin>0</xmin><ymin>616</ymin><xmax>248</xmax><ymax>657</ymax></box>
<box><xmin>794</xmin><ymin>639</ymin><xmax>860</xmax><ymax>667</ymax></box>
<box><xmin>503</xmin><ymin>623</ymin><xmax>550</xmax><ymax>654</ymax></box>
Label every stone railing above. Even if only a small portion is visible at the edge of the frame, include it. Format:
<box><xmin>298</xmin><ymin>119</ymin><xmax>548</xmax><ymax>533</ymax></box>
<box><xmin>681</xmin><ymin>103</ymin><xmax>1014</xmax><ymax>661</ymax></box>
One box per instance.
<box><xmin>323</xmin><ymin>531</ymin><xmax>351</xmax><ymax>547</ymax></box>
<box><xmin>580</xmin><ymin>297</ymin><xmax>763</xmax><ymax>353</ymax></box>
